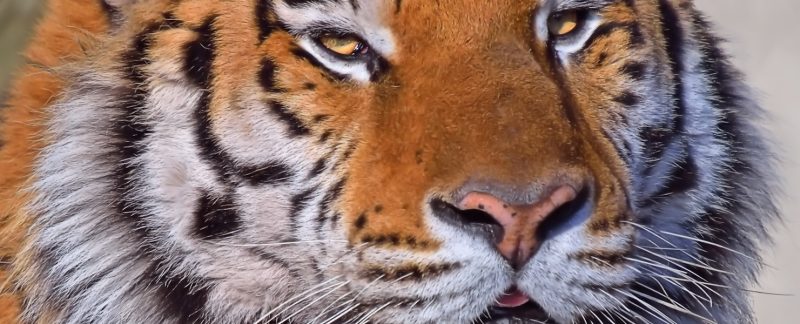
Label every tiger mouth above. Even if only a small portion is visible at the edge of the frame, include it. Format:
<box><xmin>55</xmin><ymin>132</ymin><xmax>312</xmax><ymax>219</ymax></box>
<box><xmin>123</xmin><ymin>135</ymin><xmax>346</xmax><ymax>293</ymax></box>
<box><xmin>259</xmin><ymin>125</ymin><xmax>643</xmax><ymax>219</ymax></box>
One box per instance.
<box><xmin>478</xmin><ymin>300</ymin><xmax>555</xmax><ymax>324</ymax></box>
<box><xmin>474</xmin><ymin>287</ymin><xmax>556</xmax><ymax>324</ymax></box>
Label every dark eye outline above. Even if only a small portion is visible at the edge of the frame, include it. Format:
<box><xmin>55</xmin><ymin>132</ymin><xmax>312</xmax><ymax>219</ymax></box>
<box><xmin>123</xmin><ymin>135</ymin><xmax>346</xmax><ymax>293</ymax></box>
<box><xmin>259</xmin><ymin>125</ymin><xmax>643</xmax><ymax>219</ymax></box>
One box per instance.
<box><xmin>547</xmin><ymin>9</ymin><xmax>590</xmax><ymax>40</ymax></box>
<box><xmin>313</xmin><ymin>32</ymin><xmax>372</xmax><ymax>61</ymax></box>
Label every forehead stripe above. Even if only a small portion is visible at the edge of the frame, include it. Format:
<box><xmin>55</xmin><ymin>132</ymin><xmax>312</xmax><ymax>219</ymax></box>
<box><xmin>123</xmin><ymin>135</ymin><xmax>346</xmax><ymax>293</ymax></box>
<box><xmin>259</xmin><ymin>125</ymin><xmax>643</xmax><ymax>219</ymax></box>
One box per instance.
<box><xmin>256</xmin><ymin>0</ymin><xmax>276</xmax><ymax>42</ymax></box>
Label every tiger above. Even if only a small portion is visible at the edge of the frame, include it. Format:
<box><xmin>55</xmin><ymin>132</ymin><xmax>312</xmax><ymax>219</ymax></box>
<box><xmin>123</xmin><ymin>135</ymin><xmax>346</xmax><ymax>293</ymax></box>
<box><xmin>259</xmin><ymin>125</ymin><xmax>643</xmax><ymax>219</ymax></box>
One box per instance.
<box><xmin>0</xmin><ymin>0</ymin><xmax>778</xmax><ymax>323</ymax></box>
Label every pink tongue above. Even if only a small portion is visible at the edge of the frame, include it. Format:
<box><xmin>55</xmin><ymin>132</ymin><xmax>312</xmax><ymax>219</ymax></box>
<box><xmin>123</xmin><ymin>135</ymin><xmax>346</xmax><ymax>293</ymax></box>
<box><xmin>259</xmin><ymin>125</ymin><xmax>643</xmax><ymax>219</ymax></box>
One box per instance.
<box><xmin>495</xmin><ymin>289</ymin><xmax>530</xmax><ymax>308</ymax></box>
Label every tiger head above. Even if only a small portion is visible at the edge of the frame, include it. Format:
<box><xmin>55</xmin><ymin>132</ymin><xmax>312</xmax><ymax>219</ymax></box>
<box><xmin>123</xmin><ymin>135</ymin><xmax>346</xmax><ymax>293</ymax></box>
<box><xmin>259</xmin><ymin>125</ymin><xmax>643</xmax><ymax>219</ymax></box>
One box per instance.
<box><xmin>15</xmin><ymin>0</ymin><xmax>776</xmax><ymax>323</ymax></box>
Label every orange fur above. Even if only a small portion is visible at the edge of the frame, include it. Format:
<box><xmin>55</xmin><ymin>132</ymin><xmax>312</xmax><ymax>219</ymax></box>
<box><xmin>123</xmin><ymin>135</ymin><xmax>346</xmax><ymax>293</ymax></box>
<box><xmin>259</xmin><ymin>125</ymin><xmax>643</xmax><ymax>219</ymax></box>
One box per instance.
<box><xmin>0</xmin><ymin>0</ymin><xmax>697</xmax><ymax>321</ymax></box>
<box><xmin>0</xmin><ymin>0</ymin><xmax>110</xmax><ymax>320</ymax></box>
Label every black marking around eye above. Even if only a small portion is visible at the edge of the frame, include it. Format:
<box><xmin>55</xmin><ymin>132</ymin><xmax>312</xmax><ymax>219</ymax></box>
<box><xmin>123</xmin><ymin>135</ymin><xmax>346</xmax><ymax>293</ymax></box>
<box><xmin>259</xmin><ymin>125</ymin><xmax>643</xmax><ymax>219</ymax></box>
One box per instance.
<box><xmin>290</xmin><ymin>47</ymin><xmax>348</xmax><ymax>81</ymax></box>
<box><xmin>194</xmin><ymin>191</ymin><xmax>242</xmax><ymax>240</ymax></box>
<box><xmin>269</xmin><ymin>101</ymin><xmax>311</xmax><ymax>136</ymax></box>
<box><xmin>367</xmin><ymin>56</ymin><xmax>392</xmax><ymax>82</ymax></box>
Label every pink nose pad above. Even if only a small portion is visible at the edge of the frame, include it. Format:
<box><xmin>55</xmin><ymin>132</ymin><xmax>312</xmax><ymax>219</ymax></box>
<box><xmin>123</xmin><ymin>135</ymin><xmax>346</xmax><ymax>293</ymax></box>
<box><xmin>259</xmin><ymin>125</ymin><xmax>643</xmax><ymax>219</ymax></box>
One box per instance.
<box><xmin>458</xmin><ymin>186</ymin><xmax>578</xmax><ymax>268</ymax></box>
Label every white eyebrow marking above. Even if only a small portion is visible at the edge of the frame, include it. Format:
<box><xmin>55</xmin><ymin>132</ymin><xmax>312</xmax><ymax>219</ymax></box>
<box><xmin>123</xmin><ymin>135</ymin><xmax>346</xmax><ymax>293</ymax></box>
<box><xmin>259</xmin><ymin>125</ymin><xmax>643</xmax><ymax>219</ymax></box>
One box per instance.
<box><xmin>274</xmin><ymin>0</ymin><xmax>396</xmax><ymax>57</ymax></box>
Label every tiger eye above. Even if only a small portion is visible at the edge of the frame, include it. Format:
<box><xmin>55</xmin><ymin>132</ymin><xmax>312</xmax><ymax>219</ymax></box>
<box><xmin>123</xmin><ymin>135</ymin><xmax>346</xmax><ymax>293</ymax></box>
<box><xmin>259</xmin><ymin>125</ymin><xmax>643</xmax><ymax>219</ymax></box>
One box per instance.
<box><xmin>548</xmin><ymin>11</ymin><xmax>579</xmax><ymax>36</ymax></box>
<box><xmin>319</xmin><ymin>35</ymin><xmax>364</xmax><ymax>56</ymax></box>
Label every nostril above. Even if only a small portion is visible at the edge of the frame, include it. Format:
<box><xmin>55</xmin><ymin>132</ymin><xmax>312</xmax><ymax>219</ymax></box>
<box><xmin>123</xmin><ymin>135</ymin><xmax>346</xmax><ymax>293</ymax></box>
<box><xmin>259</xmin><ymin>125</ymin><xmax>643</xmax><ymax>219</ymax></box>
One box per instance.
<box><xmin>430</xmin><ymin>199</ymin><xmax>504</xmax><ymax>242</ymax></box>
<box><xmin>537</xmin><ymin>186</ymin><xmax>592</xmax><ymax>241</ymax></box>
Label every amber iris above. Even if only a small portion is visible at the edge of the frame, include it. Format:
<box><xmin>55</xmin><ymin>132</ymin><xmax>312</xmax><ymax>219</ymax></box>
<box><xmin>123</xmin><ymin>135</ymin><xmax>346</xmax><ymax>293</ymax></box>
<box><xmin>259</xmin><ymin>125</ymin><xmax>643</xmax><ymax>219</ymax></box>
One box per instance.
<box><xmin>548</xmin><ymin>11</ymin><xmax>580</xmax><ymax>36</ymax></box>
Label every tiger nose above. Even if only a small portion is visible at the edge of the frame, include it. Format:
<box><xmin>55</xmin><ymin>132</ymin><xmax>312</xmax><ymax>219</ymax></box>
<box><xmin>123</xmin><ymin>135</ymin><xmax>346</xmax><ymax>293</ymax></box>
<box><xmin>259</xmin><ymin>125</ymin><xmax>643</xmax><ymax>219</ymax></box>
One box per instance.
<box><xmin>457</xmin><ymin>185</ymin><xmax>580</xmax><ymax>269</ymax></box>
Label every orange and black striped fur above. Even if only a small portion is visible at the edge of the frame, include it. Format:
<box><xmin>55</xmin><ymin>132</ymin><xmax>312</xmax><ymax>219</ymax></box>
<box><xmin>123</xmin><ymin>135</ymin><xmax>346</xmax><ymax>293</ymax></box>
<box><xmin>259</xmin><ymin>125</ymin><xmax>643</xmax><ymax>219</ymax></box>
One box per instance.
<box><xmin>0</xmin><ymin>0</ymin><xmax>777</xmax><ymax>323</ymax></box>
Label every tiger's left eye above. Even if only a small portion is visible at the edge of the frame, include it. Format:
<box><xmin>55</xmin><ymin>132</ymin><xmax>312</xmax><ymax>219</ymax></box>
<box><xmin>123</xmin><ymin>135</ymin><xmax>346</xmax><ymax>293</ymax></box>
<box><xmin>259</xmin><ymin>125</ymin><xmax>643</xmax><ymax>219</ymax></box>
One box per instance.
<box><xmin>319</xmin><ymin>35</ymin><xmax>369</xmax><ymax>57</ymax></box>
<box><xmin>547</xmin><ymin>11</ymin><xmax>581</xmax><ymax>36</ymax></box>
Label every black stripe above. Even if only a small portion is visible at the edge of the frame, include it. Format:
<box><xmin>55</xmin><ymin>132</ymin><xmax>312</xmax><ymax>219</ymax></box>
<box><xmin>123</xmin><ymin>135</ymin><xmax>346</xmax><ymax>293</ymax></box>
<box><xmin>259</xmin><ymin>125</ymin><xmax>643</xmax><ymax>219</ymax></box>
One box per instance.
<box><xmin>259</xmin><ymin>57</ymin><xmax>283</xmax><ymax>92</ymax></box>
<box><xmin>240</xmin><ymin>162</ymin><xmax>294</xmax><ymax>186</ymax></box>
<box><xmin>628</xmin><ymin>22</ymin><xmax>646</xmax><ymax>46</ymax></box>
<box><xmin>602</xmin><ymin>128</ymin><xmax>632</xmax><ymax>166</ymax></box>
<box><xmin>353</xmin><ymin>212</ymin><xmax>368</xmax><ymax>231</ymax></box>
<box><xmin>319</xmin><ymin>129</ymin><xmax>333</xmax><ymax>143</ymax></box>
<box><xmin>113</xmin><ymin>23</ymin><xmax>160</xmax><ymax>235</ymax></box>
<box><xmin>144</xmin><ymin>261</ymin><xmax>210</xmax><ymax>324</ymax></box>
<box><xmin>284</xmin><ymin>0</ymin><xmax>327</xmax><ymax>7</ymax></box>
<box><xmin>194</xmin><ymin>92</ymin><xmax>229</xmax><ymax>184</ymax></box>
<box><xmin>348</xmin><ymin>0</ymin><xmax>360</xmax><ymax>11</ymax></box>
<box><xmin>269</xmin><ymin>101</ymin><xmax>311</xmax><ymax>136</ymax></box>
<box><xmin>113</xmin><ymin>20</ymin><xmax>215</xmax><ymax>323</ymax></box>
<box><xmin>100</xmin><ymin>0</ymin><xmax>119</xmax><ymax>24</ymax></box>
<box><xmin>255</xmin><ymin>0</ymin><xmax>277</xmax><ymax>42</ymax></box>
<box><xmin>309</xmin><ymin>158</ymin><xmax>327</xmax><ymax>179</ymax></box>
<box><xmin>195</xmin><ymin>94</ymin><xmax>297</xmax><ymax>186</ymax></box>
<box><xmin>184</xmin><ymin>17</ymin><xmax>217</xmax><ymax>88</ymax></box>
<box><xmin>290</xmin><ymin>187</ymin><xmax>317</xmax><ymax>232</ymax></box>
<box><xmin>160</xmin><ymin>11</ymin><xmax>183</xmax><ymax>30</ymax></box>
<box><xmin>658</xmin><ymin>0</ymin><xmax>687</xmax><ymax>134</ymax></box>
<box><xmin>248</xmin><ymin>249</ymin><xmax>302</xmax><ymax>279</ymax></box>
<box><xmin>637</xmin><ymin>0</ymin><xmax>687</xmax><ymax>176</ymax></box>
<box><xmin>332</xmin><ymin>142</ymin><xmax>357</xmax><ymax>170</ymax></box>
<box><xmin>317</xmin><ymin>178</ymin><xmax>347</xmax><ymax>226</ymax></box>
<box><xmin>194</xmin><ymin>191</ymin><xmax>242</xmax><ymax>240</ymax></box>
<box><xmin>185</xmin><ymin>18</ymin><xmax>296</xmax><ymax>186</ymax></box>
<box><xmin>620</xmin><ymin>62</ymin><xmax>647</xmax><ymax>81</ymax></box>
<box><xmin>654</xmin><ymin>153</ymin><xmax>697</xmax><ymax>197</ymax></box>
<box><xmin>613</xmin><ymin>91</ymin><xmax>640</xmax><ymax>106</ymax></box>
<box><xmin>638</xmin><ymin>126</ymin><xmax>671</xmax><ymax>163</ymax></box>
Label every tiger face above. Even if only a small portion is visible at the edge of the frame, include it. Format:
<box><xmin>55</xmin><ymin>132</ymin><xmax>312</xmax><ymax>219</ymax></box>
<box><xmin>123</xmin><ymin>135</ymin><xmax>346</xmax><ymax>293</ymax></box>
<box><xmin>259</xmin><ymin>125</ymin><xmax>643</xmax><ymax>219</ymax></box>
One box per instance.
<box><xmin>10</xmin><ymin>0</ymin><xmax>776</xmax><ymax>323</ymax></box>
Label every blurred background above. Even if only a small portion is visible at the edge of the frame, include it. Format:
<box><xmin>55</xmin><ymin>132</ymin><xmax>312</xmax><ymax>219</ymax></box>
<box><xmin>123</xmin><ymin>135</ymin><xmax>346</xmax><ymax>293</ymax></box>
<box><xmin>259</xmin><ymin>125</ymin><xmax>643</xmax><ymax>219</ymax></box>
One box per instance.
<box><xmin>0</xmin><ymin>0</ymin><xmax>797</xmax><ymax>322</ymax></box>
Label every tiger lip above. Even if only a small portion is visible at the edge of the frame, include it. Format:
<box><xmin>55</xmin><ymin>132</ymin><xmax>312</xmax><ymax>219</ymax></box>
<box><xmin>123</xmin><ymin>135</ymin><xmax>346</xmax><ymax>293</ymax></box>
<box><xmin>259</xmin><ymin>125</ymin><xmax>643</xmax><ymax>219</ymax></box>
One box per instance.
<box><xmin>495</xmin><ymin>287</ymin><xmax>530</xmax><ymax>308</ymax></box>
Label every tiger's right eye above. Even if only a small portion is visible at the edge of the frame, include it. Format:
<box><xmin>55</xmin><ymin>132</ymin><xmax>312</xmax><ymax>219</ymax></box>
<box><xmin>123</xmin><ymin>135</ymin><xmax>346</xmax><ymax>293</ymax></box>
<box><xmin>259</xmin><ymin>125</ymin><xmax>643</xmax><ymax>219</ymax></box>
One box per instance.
<box><xmin>318</xmin><ymin>35</ymin><xmax>370</xmax><ymax>57</ymax></box>
<box><xmin>547</xmin><ymin>11</ymin><xmax>581</xmax><ymax>37</ymax></box>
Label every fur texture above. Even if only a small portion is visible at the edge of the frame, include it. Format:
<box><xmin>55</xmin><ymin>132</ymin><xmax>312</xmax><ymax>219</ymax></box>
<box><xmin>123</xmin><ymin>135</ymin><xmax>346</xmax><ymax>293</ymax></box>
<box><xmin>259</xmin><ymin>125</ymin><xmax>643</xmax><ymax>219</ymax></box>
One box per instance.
<box><xmin>0</xmin><ymin>0</ymin><xmax>777</xmax><ymax>323</ymax></box>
